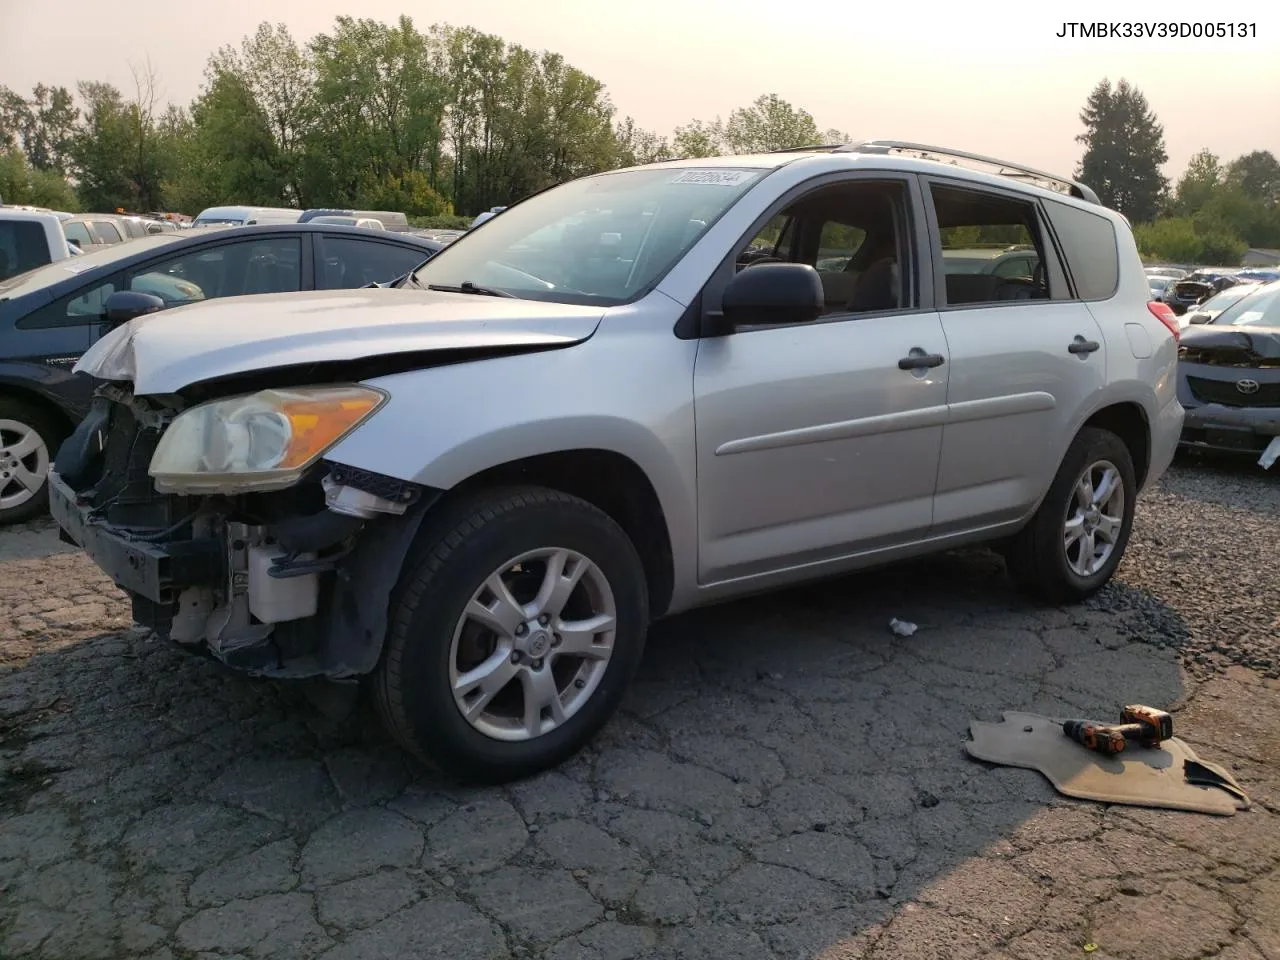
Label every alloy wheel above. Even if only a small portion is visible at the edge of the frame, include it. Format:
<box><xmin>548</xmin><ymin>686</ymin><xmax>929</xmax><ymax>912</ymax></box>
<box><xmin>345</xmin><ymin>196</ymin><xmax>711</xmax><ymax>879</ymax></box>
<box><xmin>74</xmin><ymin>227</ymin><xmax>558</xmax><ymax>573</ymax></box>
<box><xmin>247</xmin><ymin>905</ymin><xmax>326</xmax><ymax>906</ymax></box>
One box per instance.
<box><xmin>1063</xmin><ymin>459</ymin><xmax>1125</xmax><ymax>578</ymax></box>
<box><xmin>448</xmin><ymin>547</ymin><xmax>617</xmax><ymax>742</ymax></box>
<box><xmin>0</xmin><ymin>419</ymin><xmax>50</xmax><ymax>512</ymax></box>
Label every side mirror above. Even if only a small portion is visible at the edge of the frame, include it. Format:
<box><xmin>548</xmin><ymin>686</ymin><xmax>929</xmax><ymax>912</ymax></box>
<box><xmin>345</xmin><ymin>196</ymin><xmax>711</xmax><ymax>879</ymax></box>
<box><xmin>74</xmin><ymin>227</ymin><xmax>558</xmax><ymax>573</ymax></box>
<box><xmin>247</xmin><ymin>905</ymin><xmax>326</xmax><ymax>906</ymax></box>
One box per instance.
<box><xmin>104</xmin><ymin>290</ymin><xmax>166</xmax><ymax>327</ymax></box>
<box><xmin>1188</xmin><ymin>313</ymin><xmax>1212</xmax><ymax>324</ymax></box>
<box><xmin>720</xmin><ymin>262</ymin><xmax>824</xmax><ymax>330</ymax></box>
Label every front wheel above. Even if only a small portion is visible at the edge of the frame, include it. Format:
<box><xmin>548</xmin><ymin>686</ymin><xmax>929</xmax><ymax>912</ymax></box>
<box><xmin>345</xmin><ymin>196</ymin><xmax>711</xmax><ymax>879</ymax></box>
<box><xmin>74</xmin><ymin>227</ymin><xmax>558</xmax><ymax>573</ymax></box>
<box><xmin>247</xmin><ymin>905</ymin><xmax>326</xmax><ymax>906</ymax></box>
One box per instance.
<box><xmin>1006</xmin><ymin>427</ymin><xmax>1137</xmax><ymax>604</ymax></box>
<box><xmin>0</xmin><ymin>399</ymin><xmax>61</xmax><ymax>525</ymax></box>
<box><xmin>372</xmin><ymin>486</ymin><xmax>649</xmax><ymax>784</ymax></box>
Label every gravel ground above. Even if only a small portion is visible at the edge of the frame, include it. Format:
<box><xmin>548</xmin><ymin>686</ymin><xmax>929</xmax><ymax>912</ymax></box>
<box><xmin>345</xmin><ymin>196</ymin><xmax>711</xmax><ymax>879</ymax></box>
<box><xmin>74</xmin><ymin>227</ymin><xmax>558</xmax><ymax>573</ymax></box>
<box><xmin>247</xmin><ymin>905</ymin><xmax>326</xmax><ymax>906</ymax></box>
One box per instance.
<box><xmin>0</xmin><ymin>456</ymin><xmax>1277</xmax><ymax>960</ymax></box>
<box><xmin>1090</xmin><ymin>451</ymin><xmax>1280</xmax><ymax>679</ymax></box>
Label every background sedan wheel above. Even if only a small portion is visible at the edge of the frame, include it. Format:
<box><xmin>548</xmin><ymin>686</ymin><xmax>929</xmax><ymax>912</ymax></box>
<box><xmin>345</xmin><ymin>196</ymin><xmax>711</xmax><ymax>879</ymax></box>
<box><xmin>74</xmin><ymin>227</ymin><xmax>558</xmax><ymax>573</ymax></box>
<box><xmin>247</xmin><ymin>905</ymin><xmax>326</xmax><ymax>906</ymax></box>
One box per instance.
<box><xmin>0</xmin><ymin>400</ymin><xmax>61</xmax><ymax>525</ymax></box>
<box><xmin>1006</xmin><ymin>427</ymin><xmax>1137</xmax><ymax>604</ymax></box>
<box><xmin>373</xmin><ymin>486</ymin><xmax>649</xmax><ymax>784</ymax></box>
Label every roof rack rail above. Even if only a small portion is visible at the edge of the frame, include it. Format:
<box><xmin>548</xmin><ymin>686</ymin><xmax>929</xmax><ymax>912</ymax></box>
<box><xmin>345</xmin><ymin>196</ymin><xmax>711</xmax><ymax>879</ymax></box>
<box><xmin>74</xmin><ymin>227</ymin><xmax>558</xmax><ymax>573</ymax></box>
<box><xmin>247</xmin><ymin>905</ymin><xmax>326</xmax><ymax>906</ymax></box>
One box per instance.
<box><xmin>772</xmin><ymin>143</ymin><xmax>846</xmax><ymax>153</ymax></box>
<box><xmin>833</xmin><ymin>140</ymin><xmax>1101</xmax><ymax>205</ymax></box>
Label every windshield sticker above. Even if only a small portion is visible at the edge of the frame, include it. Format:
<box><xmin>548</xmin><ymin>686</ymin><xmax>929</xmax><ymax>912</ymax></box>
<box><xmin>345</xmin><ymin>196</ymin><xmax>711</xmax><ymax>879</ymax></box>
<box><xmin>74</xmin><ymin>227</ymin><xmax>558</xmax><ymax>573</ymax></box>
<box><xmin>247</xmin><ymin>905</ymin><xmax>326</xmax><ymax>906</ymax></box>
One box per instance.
<box><xmin>668</xmin><ymin>169</ymin><xmax>758</xmax><ymax>186</ymax></box>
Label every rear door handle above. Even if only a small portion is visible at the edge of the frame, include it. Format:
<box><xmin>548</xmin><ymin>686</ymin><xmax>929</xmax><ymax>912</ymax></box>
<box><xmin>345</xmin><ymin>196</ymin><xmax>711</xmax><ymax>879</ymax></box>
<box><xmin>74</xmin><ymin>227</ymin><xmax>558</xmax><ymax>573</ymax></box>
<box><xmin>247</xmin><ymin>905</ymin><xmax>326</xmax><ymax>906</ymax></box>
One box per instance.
<box><xmin>898</xmin><ymin>352</ymin><xmax>946</xmax><ymax>370</ymax></box>
<box><xmin>1069</xmin><ymin>337</ymin><xmax>1100</xmax><ymax>355</ymax></box>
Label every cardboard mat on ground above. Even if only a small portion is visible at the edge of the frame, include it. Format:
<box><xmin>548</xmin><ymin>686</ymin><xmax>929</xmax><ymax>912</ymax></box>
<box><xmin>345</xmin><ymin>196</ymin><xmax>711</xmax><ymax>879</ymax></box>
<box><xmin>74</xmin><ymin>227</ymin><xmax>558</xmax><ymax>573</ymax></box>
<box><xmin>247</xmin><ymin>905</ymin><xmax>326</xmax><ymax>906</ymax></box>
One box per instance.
<box><xmin>965</xmin><ymin>711</ymin><xmax>1250</xmax><ymax>816</ymax></box>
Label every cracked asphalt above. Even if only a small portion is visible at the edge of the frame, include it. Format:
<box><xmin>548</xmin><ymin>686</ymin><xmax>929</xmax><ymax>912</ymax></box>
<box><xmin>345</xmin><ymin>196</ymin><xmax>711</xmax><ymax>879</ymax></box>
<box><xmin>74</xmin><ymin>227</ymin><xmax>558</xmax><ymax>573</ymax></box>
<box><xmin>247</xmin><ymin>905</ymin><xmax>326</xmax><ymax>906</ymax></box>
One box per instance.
<box><xmin>2</xmin><ymin>457</ymin><xmax>1278</xmax><ymax>960</ymax></box>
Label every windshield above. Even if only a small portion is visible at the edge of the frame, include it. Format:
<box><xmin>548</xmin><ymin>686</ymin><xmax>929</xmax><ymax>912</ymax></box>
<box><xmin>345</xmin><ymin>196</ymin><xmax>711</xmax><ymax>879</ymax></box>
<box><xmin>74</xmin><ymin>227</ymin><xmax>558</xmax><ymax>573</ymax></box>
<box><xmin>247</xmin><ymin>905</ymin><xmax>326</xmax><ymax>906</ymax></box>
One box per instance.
<box><xmin>1211</xmin><ymin>280</ymin><xmax>1280</xmax><ymax>327</ymax></box>
<box><xmin>409</xmin><ymin>166</ymin><xmax>769</xmax><ymax>305</ymax></box>
<box><xmin>312</xmin><ymin>216</ymin><xmax>358</xmax><ymax>226</ymax></box>
<box><xmin>1198</xmin><ymin>286</ymin><xmax>1255</xmax><ymax>313</ymax></box>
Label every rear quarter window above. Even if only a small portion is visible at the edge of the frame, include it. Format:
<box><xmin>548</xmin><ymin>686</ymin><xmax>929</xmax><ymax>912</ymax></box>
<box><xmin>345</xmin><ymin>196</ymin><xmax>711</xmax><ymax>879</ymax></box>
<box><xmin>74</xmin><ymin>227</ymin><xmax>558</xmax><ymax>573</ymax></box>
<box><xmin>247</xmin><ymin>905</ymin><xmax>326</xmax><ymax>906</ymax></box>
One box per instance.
<box><xmin>0</xmin><ymin>221</ymin><xmax>53</xmax><ymax>280</ymax></box>
<box><xmin>1042</xmin><ymin>200</ymin><xmax>1120</xmax><ymax>301</ymax></box>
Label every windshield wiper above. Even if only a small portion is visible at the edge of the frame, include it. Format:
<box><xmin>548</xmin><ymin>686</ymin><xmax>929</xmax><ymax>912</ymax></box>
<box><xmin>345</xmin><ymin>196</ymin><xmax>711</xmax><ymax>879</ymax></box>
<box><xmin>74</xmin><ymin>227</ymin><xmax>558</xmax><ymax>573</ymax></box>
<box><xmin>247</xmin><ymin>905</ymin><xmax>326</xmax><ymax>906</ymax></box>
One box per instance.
<box><xmin>427</xmin><ymin>281</ymin><xmax>513</xmax><ymax>298</ymax></box>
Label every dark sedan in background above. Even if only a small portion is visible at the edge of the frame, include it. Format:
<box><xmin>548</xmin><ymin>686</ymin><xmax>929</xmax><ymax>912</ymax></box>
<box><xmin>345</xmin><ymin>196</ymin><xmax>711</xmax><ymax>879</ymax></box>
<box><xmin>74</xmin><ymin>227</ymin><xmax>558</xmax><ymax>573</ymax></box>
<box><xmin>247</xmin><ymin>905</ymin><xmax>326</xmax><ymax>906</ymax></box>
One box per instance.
<box><xmin>0</xmin><ymin>223</ymin><xmax>443</xmax><ymax>523</ymax></box>
<box><xmin>1163</xmin><ymin>268</ymin><xmax>1243</xmax><ymax>316</ymax></box>
<box><xmin>1177</xmin><ymin>278</ymin><xmax>1280</xmax><ymax>464</ymax></box>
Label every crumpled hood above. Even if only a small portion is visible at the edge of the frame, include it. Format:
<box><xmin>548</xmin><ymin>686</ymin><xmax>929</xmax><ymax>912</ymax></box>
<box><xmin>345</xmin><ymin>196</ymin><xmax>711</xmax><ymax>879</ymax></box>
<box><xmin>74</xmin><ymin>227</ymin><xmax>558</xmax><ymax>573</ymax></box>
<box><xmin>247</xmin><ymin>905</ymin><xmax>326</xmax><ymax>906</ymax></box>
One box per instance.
<box><xmin>1179</xmin><ymin>325</ymin><xmax>1280</xmax><ymax>366</ymax></box>
<box><xmin>75</xmin><ymin>287</ymin><xmax>606</xmax><ymax>395</ymax></box>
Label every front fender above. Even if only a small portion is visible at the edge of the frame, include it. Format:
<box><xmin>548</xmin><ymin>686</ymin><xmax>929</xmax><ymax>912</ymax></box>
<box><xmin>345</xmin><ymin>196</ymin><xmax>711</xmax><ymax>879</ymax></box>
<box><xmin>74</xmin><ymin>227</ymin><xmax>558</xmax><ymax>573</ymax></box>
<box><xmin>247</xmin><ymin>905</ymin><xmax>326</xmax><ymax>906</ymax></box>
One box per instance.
<box><xmin>324</xmin><ymin>318</ymin><xmax>701</xmax><ymax>607</ymax></box>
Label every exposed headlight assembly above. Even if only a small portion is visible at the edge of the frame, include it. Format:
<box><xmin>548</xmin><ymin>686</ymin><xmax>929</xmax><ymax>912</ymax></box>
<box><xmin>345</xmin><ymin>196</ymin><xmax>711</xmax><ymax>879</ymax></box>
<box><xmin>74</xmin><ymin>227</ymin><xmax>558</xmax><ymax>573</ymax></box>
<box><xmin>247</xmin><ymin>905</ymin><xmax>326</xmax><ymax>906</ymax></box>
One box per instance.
<box><xmin>149</xmin><ymin>386</ymin><xmax>387</xmax><ymax>494</ymax></box>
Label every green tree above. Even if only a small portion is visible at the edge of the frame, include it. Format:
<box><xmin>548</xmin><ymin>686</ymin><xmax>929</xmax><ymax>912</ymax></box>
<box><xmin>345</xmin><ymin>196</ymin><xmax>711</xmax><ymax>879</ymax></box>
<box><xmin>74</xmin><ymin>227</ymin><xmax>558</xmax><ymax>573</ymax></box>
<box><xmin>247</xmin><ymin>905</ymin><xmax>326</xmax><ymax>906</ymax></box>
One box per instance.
<box><xmin>71</xmin><ymin>81</ymin><xmax>133</xmax><ymax>210</ymax></box>
<box><xmin>0</xmin><ymin>148</ymin><xmax>79</xmax><ymax>209</ymax></box>
<box><xmin>1172</xmin><ymin>148</ymin><xmax>1222</xmax><ymax>216</ymax></box>
<box><xmin>1133</xmin><ymin>216</ymin><xmax>1246</xmax><ymax>265</ymax></box>
<box><xmin>209</xmin><ymin>23</ymin><xmax>314</xmax><ymax>205</ymax></box>
<box><xmin>1225</xmin><ymin>150</ymin><xmax>1280</xmax><ymax>207</ymax></box>
<box><xmin>1075</xmin><ymin>78</ymin><xmax>1169</xmax><ymax>222</ymax></box>
<box><xmin>723</xmin><ymin>94</ymin><xmax>821</xmax><ymax>153</ymax></box>
<box><xmin>0</xmin><ymin>86</ymin><xmax>27</xmax><ymax>150</ymax></box>
<box><xmin>672</xmin><ymin>119</ymin><xmax>723</xmax><ymax>158</ymax></box>
<box><xmin>21</xmin><ymin>84</ymin><xmax>78</xmax><ymax>174</ymax></box>
<box><xmin>614</xmin><ymin>117</ymin><xmax>670</xmax><ymax>167</ymax></box>
<box><xmin>306</xmin><ymin>16</ymin><xmax>448</xmax><ymax>207</ymax></box>
<box><xmin>169</xmin><ymin>68</ymin><xmax>283</xmax><ymax>211</ymax></box>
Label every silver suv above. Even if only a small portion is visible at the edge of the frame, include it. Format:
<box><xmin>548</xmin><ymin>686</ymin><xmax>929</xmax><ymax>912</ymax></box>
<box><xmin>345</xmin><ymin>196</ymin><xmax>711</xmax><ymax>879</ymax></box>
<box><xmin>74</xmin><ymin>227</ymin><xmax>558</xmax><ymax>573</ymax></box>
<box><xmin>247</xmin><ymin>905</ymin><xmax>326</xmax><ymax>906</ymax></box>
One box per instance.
<box><xmin>49</xmin><ymin>141</ymin><xmax>1184</xmax><ymax>783</ymax></box>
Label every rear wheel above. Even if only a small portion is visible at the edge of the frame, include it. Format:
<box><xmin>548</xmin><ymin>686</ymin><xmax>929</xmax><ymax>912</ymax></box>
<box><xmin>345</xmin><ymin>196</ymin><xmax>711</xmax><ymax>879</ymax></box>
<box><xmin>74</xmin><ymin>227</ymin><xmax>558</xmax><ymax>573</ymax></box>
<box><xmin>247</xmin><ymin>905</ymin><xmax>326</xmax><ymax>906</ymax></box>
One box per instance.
<box><xmin>372</xmin><ymin>486</ymin><xmax>649</xmax><ymax>784</ymax></box>
<box><xmin>1006</xmin><ymin>427</ymin><xmax>1136</xmax><ymax>604</ymax></box>
<box><xmin>0</xmin><ymin>399</ymin><xmax>62</xmax><ymax>525</ymax></box>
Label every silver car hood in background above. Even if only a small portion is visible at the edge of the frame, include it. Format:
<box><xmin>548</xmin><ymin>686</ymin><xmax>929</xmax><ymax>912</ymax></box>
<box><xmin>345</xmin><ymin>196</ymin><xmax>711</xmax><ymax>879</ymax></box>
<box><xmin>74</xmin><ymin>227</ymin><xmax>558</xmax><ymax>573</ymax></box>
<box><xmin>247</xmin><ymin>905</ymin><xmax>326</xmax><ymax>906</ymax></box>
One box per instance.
<box><xmin>75</xmin><ymin>288</ymin><xmax>606</xmax><ymax>395</ymax></box>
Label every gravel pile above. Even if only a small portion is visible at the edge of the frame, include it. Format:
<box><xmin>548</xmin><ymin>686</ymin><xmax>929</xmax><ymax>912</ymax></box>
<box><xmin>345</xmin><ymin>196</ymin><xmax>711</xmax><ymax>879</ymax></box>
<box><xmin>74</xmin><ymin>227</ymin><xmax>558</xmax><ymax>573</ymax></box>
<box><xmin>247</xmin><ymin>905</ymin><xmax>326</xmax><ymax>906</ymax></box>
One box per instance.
<box><xmin>1088</xmin><ymin>453</ymin><xmax>1280</xmax><ymax>678</ymax></box>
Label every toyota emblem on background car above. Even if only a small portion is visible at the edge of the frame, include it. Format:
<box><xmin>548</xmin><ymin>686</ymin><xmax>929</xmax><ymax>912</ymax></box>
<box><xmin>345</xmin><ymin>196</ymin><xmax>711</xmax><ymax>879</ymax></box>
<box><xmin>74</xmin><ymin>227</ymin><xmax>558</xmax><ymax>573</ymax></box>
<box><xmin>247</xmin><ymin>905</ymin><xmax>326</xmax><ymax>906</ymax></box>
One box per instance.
<box><xmin>1236</xmin><ymin>379</ymin><xmax>1261</xmax><ymax>395</ymax></box>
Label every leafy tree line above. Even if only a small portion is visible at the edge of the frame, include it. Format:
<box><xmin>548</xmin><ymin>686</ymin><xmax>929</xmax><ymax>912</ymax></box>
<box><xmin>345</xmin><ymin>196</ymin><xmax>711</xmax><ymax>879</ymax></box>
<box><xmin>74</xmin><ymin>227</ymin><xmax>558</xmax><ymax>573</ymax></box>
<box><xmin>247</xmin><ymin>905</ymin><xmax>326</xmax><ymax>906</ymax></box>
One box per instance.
<box><xmin>2</xmin><ymin>28</ymin><xmax>1273</xmax><ymax>268</ymax></box>
<box><xmin>1076</xmin><ymin>78</ymin><xmax>1280</xmax><ymax>265</ymax></box>
<box><xmin>0</xmin><ymin>16</ymin><xmax>844</xmax><ymax>222</ymax></box>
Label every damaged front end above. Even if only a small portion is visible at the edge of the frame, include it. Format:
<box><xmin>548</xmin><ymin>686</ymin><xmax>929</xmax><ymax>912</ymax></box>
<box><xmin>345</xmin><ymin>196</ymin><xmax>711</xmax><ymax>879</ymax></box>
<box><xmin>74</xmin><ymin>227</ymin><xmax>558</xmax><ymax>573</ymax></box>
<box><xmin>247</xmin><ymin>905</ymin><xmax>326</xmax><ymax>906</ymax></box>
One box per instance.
<box><xmin>1176</xmin><ymin>327</ymin><xmax>1280</xmax><ymax>458</ymax></box>
<box><xmin>48</xmin><ymin>383</ymin><xmax>437</xmax><ymax>679</ymax></box>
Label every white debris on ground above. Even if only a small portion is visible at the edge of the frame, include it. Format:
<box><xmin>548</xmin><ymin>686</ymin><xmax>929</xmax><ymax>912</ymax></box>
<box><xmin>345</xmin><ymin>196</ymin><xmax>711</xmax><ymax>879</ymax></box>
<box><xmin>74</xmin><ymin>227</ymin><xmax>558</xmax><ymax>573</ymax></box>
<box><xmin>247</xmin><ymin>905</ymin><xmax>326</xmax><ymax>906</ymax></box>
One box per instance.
<box><xmin>889</xmin><ymin>617</ymin><xmax>919</xmax><ymax>637</ymax></box>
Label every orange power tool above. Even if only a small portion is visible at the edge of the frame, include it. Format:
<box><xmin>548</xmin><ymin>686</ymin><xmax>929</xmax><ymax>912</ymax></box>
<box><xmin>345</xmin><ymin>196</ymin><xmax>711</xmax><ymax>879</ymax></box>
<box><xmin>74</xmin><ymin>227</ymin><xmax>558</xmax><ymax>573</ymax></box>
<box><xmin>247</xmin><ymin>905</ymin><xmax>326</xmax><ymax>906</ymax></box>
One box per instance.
<box><xmin>1062</xmin><ymin>704</ymin><xmax>1174</xmax><ymax>757</ymax></box>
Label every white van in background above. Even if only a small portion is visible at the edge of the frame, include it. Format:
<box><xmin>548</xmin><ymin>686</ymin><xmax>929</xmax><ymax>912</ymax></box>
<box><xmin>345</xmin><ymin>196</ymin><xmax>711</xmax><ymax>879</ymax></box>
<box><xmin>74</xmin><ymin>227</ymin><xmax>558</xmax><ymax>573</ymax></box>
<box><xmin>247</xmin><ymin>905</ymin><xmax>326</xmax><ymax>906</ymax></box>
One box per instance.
<box><xmin>192</xmin><ymin>206</ymin><xmax>303</xmax><ymax>227</ymax></box>
<box><xmin>0</xmin><ymin>209</ymin><xmax>78</xmax><ymax>281</ymax></box>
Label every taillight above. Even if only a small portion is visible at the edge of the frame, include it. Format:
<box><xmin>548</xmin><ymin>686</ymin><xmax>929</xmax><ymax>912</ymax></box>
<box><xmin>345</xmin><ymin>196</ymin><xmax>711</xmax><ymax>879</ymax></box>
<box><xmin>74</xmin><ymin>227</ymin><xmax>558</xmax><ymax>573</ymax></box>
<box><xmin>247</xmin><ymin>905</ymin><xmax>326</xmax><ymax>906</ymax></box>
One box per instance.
<box><xmin>1148</xmin><ymin>300</ymin><xmax>1180</xmax><ymax>342</ymax></box>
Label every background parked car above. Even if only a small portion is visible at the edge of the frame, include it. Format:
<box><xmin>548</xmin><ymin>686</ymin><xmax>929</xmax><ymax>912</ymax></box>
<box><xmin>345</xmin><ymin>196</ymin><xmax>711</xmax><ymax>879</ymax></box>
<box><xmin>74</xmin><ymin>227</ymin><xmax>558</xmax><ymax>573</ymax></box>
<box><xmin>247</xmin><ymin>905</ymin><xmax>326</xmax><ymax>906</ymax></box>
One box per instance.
<box><xmin>308</xmin><ymin>215</ymin><xmax>387</xmax><ymax>230</ymax></box>
<box><xmin>1184</xmin><ymin>282</ymin><xmax>1260</xmax><ymax>327</ymax></box>
<box><xmin>0</xmin><ymin>210</ymin><xmax>78</xmax><ymax>280</ymax></box>
<box><xmin>470</xmin><ymin>205</ymin><xmax>507</xmax><ymax>228</ymax></box>
<box><xmin>1163</xmin><ymin>268</ymin><xmax>1243</xmax><ymax>315</ymax></box>
<box><xmin>299</xmin><ymin>209</ymin><xmax>409</xmax><ymax>231</ymax></box>
<box><xmin>0</xmin><ymin>223</ymin><xmax>444</xmax><ymax>523</ymax></box>
<box><xmin>1176</xmin><ymin>278</ymin><xmax>1280</xmax><ymax>459</ymax></box>
<box><xmin>941</xmin><ymin>246</ymin><xmax>1040</xmax><ymax>279</ymax></box>
<box><xmin>60</xmin><ymin>215</ymin><xmax>135</xmax><ymax>252</ymax></box>
<box><xmin>192</xmin><ymin>205</ymin><xmax>303</xmax><ymax>226</ymax></box>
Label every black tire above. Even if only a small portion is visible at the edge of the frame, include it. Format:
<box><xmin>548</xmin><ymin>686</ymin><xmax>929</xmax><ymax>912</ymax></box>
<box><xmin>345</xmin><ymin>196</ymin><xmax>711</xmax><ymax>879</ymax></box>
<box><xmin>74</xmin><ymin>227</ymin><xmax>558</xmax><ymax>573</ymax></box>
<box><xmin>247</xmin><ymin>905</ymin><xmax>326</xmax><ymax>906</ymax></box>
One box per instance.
<box><xmin>372</xmin><ymin>485</ymin><xmax>649</xmax><ymax>784</ymax></box>
<box><xmin>1006</xmin><ymin>427</ymin><xmax>1137</xmax><ymax>604</ymax></box>
<box><xmin>0</xmin><ymin>398</ymin><xmax>64</xmax><ymax>525</ymax></box>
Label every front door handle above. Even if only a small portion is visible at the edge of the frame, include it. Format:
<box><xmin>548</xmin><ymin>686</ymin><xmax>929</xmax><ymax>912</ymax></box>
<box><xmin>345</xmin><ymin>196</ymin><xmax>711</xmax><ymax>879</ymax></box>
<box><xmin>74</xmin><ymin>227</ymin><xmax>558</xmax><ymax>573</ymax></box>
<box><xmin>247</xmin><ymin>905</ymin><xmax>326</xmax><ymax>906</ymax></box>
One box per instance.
<box><xmin>898</xmin><ymin>352</ymin><xmax>946</xmax><ymax>370</ymax></box>
<box><xmin>1068</xmin><ymin>336</ymin><xmax>1100</xmax><ymax>355</ymax></box>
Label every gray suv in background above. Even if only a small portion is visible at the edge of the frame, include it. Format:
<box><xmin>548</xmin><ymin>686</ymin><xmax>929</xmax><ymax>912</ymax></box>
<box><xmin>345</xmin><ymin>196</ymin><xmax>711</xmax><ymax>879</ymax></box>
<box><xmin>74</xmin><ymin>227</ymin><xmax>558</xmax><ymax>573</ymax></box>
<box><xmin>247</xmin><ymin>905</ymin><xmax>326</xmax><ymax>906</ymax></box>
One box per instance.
<box><xmin>50</xmin><ymin>141</ymin><xmax>1183</xmax><ymax>783</ymax></box>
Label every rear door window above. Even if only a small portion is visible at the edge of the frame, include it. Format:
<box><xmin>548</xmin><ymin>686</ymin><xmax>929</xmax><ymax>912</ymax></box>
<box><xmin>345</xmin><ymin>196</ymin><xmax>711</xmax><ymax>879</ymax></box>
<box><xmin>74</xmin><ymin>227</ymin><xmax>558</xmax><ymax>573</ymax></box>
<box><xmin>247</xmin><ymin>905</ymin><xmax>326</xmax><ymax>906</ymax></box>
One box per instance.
<box><xmin>316</xmin><ymin>236</ymin><xmax>431</xmax><ymax>289</ymax></box>
<box><xmin>63</xmin><ymin>221</ymin><xmax>95</xmax><ymax>248</ymax></box>
<box><xmin>92</xmin><ymin>221</ymin><xmax>123</xmax><ymax>244</ymax></box>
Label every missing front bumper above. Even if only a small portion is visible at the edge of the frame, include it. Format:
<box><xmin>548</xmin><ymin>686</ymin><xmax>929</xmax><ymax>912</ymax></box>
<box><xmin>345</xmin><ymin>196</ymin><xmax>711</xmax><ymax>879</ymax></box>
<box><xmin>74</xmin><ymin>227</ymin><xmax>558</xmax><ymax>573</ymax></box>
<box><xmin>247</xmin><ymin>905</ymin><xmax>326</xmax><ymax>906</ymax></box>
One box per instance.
<box><xmin>48</xmin><ymin>469</ymin><xmax>222</xmax><ymax>603</ymax></box>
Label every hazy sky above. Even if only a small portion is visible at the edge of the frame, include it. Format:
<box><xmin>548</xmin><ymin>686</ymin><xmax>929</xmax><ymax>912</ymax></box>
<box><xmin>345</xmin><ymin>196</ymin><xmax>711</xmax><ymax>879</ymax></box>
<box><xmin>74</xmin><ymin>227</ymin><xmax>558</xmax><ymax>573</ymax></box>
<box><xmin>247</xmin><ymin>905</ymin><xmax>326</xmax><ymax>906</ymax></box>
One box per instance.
<box><xmin>2</xmin><ymin>0</ymin><xmax>1277</xmax><ymax>181</ymax></box>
